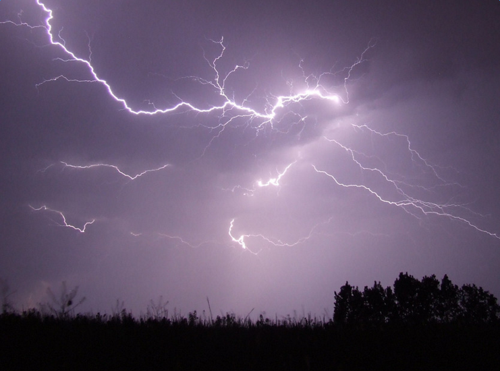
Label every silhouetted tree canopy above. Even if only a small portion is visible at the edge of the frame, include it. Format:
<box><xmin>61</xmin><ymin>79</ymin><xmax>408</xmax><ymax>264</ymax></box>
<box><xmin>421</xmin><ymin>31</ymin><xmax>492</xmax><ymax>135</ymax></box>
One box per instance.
<box><xmin>334</xmin><ymin>273</ymin><xmax>500</xmax><ymax>325</ymax></box>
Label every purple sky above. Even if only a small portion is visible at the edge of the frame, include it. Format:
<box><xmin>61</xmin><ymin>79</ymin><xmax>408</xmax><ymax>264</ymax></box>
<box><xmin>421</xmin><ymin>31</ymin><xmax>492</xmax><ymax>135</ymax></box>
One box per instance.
<box><xmin>1</xmin><ymin>0</ymin><xmax>499</xmax><ymax>318</ymax></box>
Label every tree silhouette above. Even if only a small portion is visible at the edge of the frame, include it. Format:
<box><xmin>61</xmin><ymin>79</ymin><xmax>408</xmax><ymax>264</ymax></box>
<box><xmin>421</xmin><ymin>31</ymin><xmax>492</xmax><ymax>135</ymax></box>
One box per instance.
<box><xmin>437</xmin><ymin>274</ymin><xmax>460</xmax><ymax>322</ymax></box>
<box><xmin>334</xmin><ymin>273</ymin><xmax>500</xmax><ymax>325</ymax></box>
<box><xmin>363</xmin><ymin>281</ymin><xmax>395</xmax><ymax>323</ymax></box>
<box><xmin>333</xmin><ymin>282</ymin><xmax>359</xmax><ymax>324</ymax></box>
<box><xmin>45</xmin><ymin>281</ymin><xmax>86</xmax><ymax>318</ymax></box>
<box><xmin>459</xmin><ymin>284</ymin><xmax>500</xmax><ymax>323</ymax></box>
<box><xmin>333</xmin><ymin>281</ymin><xmax>395</xmax><ymax>324</ymax></box>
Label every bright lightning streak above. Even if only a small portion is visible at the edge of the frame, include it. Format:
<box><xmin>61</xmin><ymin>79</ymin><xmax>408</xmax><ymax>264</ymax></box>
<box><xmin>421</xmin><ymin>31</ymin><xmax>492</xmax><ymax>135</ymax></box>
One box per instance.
<box><xmin>228</xmin><ymin>218</ymin><xmax>332</xmax><ymax>253</ymax></box>
<box><xmin>311</xmin><ymin>147</ymin><xmax>500</xmax><ymax>240</ymax></box>
<box><xmin>60</xmin><ymin>162</ymin><xmax>171</xmax><ymax>180</ymax></box>
<box><xmin>5</xmin><ymin>1</ymin><xmax>499</xmax><ymax>251</ymax></box>
<box><xmin>228</xmin><ymin>219</ymin><xmax>249</xmax><ymax>251</ymax></box>
<box><xmin>220</xmin><ymin>160</ymin><xmax>296</xmax><ymax>197</ymax></box>
<box><xmin>257</xmin><ymin>161</ymin><xmax>296</xmax><ymax>188</ymax></box>
<box><xmin>3</xmin><ymin>0</ymin><xmax>363</xmax><ymax>164</ymax></box>
<box><xmin>29</xmin><ymin>205</ymin><xmax>95</xmax><ymax>233</ymax></box>
<box><xmin>350</xmin><ymin>124</ymin><xmax>460</xmax><ymax>185</ymax></box>
<box><xmin>321</xmin><ymin>136</ymin><xmax>453</xmax><ymax>205</ymax></box>
<box><xmin>3</xmin><ymin>0</ymin><xmax>357</xmax><ymax>124</ymax></box>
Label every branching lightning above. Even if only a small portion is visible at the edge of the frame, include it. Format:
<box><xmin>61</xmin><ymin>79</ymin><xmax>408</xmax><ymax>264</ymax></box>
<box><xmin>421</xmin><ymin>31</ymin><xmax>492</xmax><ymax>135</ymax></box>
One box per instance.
<box><xmin>312</xmin><ymin>134</ymin><xmax>500</xmax><ymax>240</ymax></box>
<box><xmin>257</xmin><ymin>161</ymin><xmax>297</xmax><ymax>188</ymax></box>
<box><xmin>29</xmin><ymin>205</ymin><xmax>95</xmax><ymax>233</ymax></box>
<box><xmin>221</xmin><ymin>160</ymin><xmax>297</xmax><ymax>196</ymax></box>
<box><xmin>350</xmin><ymin>124</ymin><xmax>460</xmax><ymax>185</ymax></box>
<box><xmin>4</xmin><ymin>0</ymin><xmax>499</xmax><ymax>253</ymax></box>
<box><xmin>60</xmin><ymin>162</ymin><xmax>171</xmax><ymax>180</ymax></box>
<box><xmin>3</xmin><ymin>1</ymin><xmax>350</xmax><ymax>118</ymax></box>
<box><xmin>228</xmin><ymin>217</ymin><xmax>333</xmax><ymax>255</ymax></box>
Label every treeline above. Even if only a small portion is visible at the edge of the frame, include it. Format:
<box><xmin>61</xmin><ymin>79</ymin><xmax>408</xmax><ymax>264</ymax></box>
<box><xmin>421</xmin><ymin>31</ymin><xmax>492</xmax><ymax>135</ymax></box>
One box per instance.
<box><xmin>334</xmin><ymin>272</ymin><xmax>500</xmax><ymax>325</ymax></box>
<box><xmin>1</xmin><ymin>273</ymin><xmax>500</xmax><ymax>370</ymax></box>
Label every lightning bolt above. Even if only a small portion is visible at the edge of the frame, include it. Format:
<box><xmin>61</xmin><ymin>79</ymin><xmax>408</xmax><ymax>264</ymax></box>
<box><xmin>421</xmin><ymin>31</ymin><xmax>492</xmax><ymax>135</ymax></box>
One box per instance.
<box><xmin>312</xmin><ymin>132</ymin><xmax>500</xmax><ymax>240</ymax></box>
<box><xmin>228</xmin><ymin>218</ymin><xmax>257</xmax><ymax>254</ymax></box>
<box><xmin>3</xmin><ymin>1</ymin><xmax>356</xmax><ymax>119</ymax></box>
<box><xmin>2</xmin><ymin>0</ymin><xmax>367</xmax><ymax>162</ymax></box>
<box><xmin>228</xmin><ymin>217</ymin><xmax>332</xmax><ymax>254</ymax></box>
<box><xmin>4</xmin><ymin>1</ymin><xmax>499</xmax><ymax>252</ymax></box>
<box><xmin>60</xmin><ymin>162</ymin><xmax>171</xmax><ymax>181</ymax></box>
<box><xmin>350</xmin><ymin>124</ymin><xmax>460</xmax><ymax>185</ymax></box>
<box><xmin>257</xmin><ymin>161</ymin><xmax>297</xmax><ymax>188</ymax></box>
<box><xmin>29</xmin><ymin>205</ymin><xmax>95</xmax><ymax>233</ymax></box>
<box><xmin>221</xmin><ymin>160</ymin><xmax>297</xmax><ymax>197</ymax></box>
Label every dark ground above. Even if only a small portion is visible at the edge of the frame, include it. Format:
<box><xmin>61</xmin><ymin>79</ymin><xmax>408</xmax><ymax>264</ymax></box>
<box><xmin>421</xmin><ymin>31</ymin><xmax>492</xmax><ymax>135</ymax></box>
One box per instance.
<box><xmin>1</xmin><ymin>311</ymin><xmax>499</xmax><ymax>370</ymax></box>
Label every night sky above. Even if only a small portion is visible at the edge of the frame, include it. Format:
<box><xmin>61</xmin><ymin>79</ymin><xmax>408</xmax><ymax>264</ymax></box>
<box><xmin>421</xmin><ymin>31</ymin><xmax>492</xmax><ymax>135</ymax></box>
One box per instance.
<box><xmin>1</xmin><ymin>0</ymin><xmax>499</xmax><ymax>318</ymax></box>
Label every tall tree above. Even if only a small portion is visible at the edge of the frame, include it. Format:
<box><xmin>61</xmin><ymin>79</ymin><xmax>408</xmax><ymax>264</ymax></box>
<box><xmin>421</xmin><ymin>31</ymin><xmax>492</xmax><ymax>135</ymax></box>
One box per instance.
<box><xmin>334</xmin><ymin>282</ymin><xmax>363</xmax><ymax>324</ymax></box>
<box><xmin>393</xmin><ymin>272</ymin><xmax>421</xmax><ymax>322</ymax></box>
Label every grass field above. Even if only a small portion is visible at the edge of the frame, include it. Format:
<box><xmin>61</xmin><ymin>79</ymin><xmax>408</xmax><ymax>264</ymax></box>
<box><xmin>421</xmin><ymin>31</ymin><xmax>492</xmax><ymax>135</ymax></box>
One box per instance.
<box><xmin>1</xmin><ymin>309</ymin><xmax>499</xmax><ymax>370</ymax></box>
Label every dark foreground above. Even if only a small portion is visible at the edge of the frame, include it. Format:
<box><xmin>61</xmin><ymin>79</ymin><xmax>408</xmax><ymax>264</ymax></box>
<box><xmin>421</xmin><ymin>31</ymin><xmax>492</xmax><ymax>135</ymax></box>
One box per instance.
<box><xmin>1</xmin><ymin>312</ymin><xmax>499</xmax><ymax>370</ymax></box>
